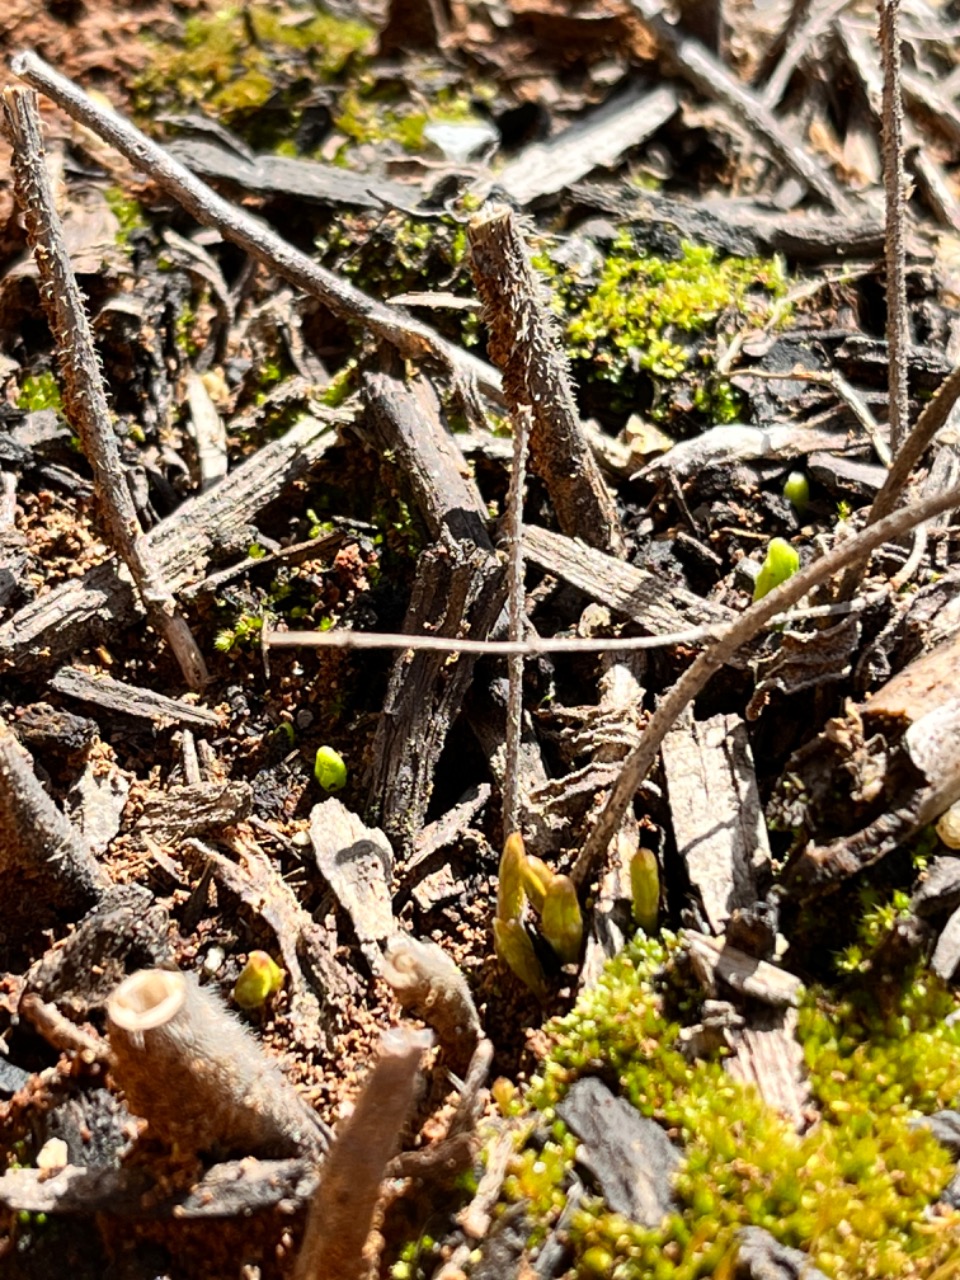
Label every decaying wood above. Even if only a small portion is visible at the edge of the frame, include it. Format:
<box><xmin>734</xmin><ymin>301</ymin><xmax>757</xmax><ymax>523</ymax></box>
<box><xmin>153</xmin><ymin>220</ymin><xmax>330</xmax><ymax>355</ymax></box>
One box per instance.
<box><xmin>2</xmin><ymin>87</ymin><xmax>207</xmax><ymax>690</ymax></box>
<box><xmin>12</xmin><ymin>53</ymin><xmax>502</xmax><ymax>404</ymax></box>
<box><xmin>724</xmin><ymin>1007</ymin><xmax>810</xmax><ymax>1130</ymax></box>
<box><xmin>310</xmin><ymin>798</ymin><xmax>396</xmax><ymax>974</ymax></box>
<box><xmin>684</xmin><ymin>931</ymin><xmax>804</xmax><ymax>1008</ymax></box>
<box><xmin>661</xmin><ymin>712</ymin><xmax>770</xmax><ymax>934</ymax></box>
<box><xmin>50</xmin><ymin>666</ymin><xmax>222</xmax><ymax>730</ymax></box>
<box><xmin>497</xmin><ymin>84</ymin><xmax>679</xmax><ymax>205</ymax></box>
<box><xmin>366</xmin><ymin>530</ymin><xmax>506</xmax><ymax>850</ymax></box>
<box><xmin>632</xmin><ymin>0</ymin><xmax>852</xmax><ymax>212</ymax></box>
<box><xmin>136</xmin><ymin>781</ymin><xmax>253</xmax><ymax>841</ymax></box>
<box><xmin>0</xmin><ymin>716</ymin><xmax>109</xmax><ymax>943</ymax></box>
<box><xmin>0</xmin><ymin>1157</ymin><xmax>318</xmax><ymax>1218</ymax></box>
<box><xmin>522</xmin><ymin>523</ymin><xmax>737</xmax><ymax>642</ymax></box>
<box><xmin>0</xmin><ymin>409</ymin><xmax>343</xmax><ymax>672</ymax></box>
<box><xmin>293</xmin><ymin>1026</ymin><xmax>433</xmax><ymax>1280</ymax></box>
<box><xmin>468</xmin><ymin>204</ymin><xmax>624</xmax><ymax>555</ymax></box>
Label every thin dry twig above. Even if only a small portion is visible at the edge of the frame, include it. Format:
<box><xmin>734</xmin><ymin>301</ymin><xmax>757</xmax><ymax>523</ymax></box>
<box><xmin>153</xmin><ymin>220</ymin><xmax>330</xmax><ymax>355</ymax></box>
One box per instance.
<box><xmin>879</xmin><ymin>0</ymin><xmax>910</xmax><ymax>458</ymax></box>
<box><xmin>503</xmin><ymin>406</ymin><xmax>531</xmax><ymax>837</ymax></box>
<box><xmin>571</xmin><ymin>480</ymin><xmax>960</xmax><ymax>889</ymax></box>
<box><xmin>10</xmin><ymin>52</ymin><xmax>501</xmax><ymax>405</ymax></box>
<box><xmin>1</xmin><ymin>87</ymin><xmax>208</xmax><ymax>689</ymax></box>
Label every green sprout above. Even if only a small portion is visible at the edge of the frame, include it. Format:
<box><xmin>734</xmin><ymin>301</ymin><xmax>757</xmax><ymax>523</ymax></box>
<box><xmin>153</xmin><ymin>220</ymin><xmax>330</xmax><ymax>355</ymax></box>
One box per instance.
<box><xmin>16</xmin><ymin>371</ymin><xmax>62</xmax><ymax>413</ymax></box>
<box><xmin>314</xmin><ymin>745</ymin><xmax>348</xmax><ymax>792</ymax></box>
<box><xmin>541</xmin><ymin>874</ymin><xmax>583</xmax><ymax>965</ymax></box>
<box><xmin>495</xmin><ymin>833</ymin><xmax>584</xmax><ymax>989</ymax></box>
<box><xmin>784</xmin><ymin>470</ymin><xmax>810</xmax><ymax>513</ymax></box>
<box><xmin>233</xmin><ymin>951</ymin><xmax>285</xmax><ymax>1009</ymax></box>
<box><xmin>630</xmin><ymin>847</ymin><xmax>660</xmax><ymax>934</ymax></box>
<box><xmin>753</xmin><ymin>536</ymin><xmax>800</xmax><ymax>601</ymax></box>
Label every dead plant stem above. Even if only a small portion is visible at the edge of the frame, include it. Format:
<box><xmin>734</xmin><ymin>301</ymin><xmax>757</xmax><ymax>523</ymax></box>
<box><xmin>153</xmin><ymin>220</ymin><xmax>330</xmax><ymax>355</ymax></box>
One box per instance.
<box><xmin>1</xmin><ymin>87</ymin><xmax>207</xmax><ymax>689</ymax></box>
<box><xmin>502</xmin><ymin>406</ymin><xmax>530</xmax><ymax>837</ymax></box>
<box><xmin>879</xmin><ymin>0</ymin><xmax>910</xmax><ymax>457</ymax></box>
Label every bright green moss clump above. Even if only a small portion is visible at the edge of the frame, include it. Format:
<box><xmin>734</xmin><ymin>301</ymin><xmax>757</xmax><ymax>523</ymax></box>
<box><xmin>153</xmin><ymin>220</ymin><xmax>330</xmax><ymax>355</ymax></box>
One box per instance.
<box><xmin>536</xmin><ymin>234</ymin><xmax>788</xmax><ymax>424</ymax></box>
<box><xmin>503</xmin><ymin>935</ymin><xmax>960</xmax><ymax>1279</ymax></box>
<box><xmin>16</xmin><ymin>371</ymin><xmax>62</xmax><ymax>413</ymax></box>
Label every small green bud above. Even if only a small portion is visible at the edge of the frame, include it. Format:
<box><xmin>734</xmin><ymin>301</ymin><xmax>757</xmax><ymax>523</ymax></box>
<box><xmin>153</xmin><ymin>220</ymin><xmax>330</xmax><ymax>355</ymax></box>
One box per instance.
<box><xmin>753</xmin><ymin>536</ymin><xmax>800</xmax><ymax>601</ymax></box>
<box><xmin>581</xmin><ymin>1246</ymin><xmax>614</xmax><ymax>1278</ymax></box>
<box><xmin>497</xmin><ymin>832</ymin><xmax>526</xmax><ymax>922</ymax></box>
<box><xmin>494</xmin><ymin>918</ymin><xmax>548</xmax><ymax>999</ymax></box>
<box><xmin>233</xmin><ymin>951</ymin><xmax>285</xmax><ymax>1009</ymax></box>
<box><xmin>783</xmin><ymin>470</ymin><xmax>810</xmax><ymax>512</ymax></box>
<box><xmin>541</xmin><ymin>874</ymin><xmax>583</xmax><ymax>964</ymax></box>
<box><xmin>314</xmin><ymin>745</ymin><xmax>347</xmax><ymax>792</ymax></box>
<box><xmin>520</xmin><ymin>854</ymin><xmax>553</xmax><ymax>914</ymax></box>
<box><xmin>630</xmin><ymin>847</ymin><xmax>660</xmax><ymax>933</ymax></box>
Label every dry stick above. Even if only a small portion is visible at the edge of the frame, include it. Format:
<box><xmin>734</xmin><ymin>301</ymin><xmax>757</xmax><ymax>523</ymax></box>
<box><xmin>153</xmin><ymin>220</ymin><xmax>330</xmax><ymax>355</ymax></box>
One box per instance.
<box><xmin>837</xmin><ymin>359</ymin><xmax>960</xmax><ymax>598</ymax></box>
<box><xmin>571</xmin><ymin>479</ymin><xmax>960</xmax><ymax>890</ymax></box>
<box><xmin>467</xmin><ymin>205</ymin><xmax>624</xmax><ymax>556</ymax></box>
<box><xmin>11</xmin><ymin>52</ymin><xmax>502</xmax><ymax>405</ymax></box>
<box><xmin>761</xmin><ymin>0</ymin><xmax>854</xmax><ymax>109</ymax></box>
<box><xmin>293</xmin><ymin>1027</ymin><xmax>433</xmax><ymax>1280</ymax></box>
<box><xmin>502</xmin><ymin>406</ymin><xmax>531</xmax><ymax>838</ymax></box>
<box><xmin>1</xmin><ymin>88</ymin><xmax>207</xmax><ymax>690</ymax></box>
<box><xmin>879</xmin><ymin>0</ymin><xmax>910</xmax><ymax>458</ymax></box>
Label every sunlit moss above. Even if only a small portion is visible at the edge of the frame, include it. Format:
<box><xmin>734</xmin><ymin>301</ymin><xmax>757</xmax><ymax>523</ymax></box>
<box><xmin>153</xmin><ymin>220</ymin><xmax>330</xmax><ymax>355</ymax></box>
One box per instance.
<box><xmin>104</xmin><ymin>185</ymin><xmax>147</xmax><ymax>250</ymax></box>
<box><xmin>535</xmin><ymin>234</ymin><xmax>788</xmax><ymax>424</ymax></box>
<box><xmin>16</xmin><ymin>371</ymin><xmax>62</xmax><ymax>413</ymax></box>
<box><xmin>500</xmin><ymin>934</ymin><xmax>960</xmax><ymax>1280</ymax></box>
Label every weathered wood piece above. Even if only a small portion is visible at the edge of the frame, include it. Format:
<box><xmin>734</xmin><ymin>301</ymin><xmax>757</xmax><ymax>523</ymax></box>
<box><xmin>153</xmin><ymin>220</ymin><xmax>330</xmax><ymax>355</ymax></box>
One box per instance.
<box><xmin>724</xmin><ymin>1007</ymin><xmax>810</xmax><ymax>1130</ymax></box>
<box><xmin>911</xmin><ymin>857</ymin><xmax>960</xmax><ymax>919</ymax></box>
<box><xmin>0</xmin><ymin>410</ymin><xmax>343</xmax><ymax>672</ymax></box>
<box><xmin>932</xmin><ymin>906</ymin><xmax>960</xmax><ymax>982</ymax></box>
<box><xmin>684</xmin><ymin>931</ymin><xmax>804</xmax><ymax>1008</ymax></box>
<box><xmin>309</xmin><ymin>798</ymin><xmax>395</xmax><ymax>973</ymax></box>
<box><xmin>631</xmin><ymin>0</ymin><xmax>852</xmax><ymax>212</ymax></box>
<box><xmin>0</xmin><ymin>1158</ymin><xmax>318</xmax><ymax>1217</ymax></box>
<box><xmin>165</xmin><ymin>134</ymin><xmax>416</xmax><ymax>210</ymax></box>
<box><xmin>662</xmin><ymin>713</ymin><xmax>769</xmax><ymax>933</ymax></box>
<box><xmin>498</xmin><ymin>83</ymin><xmax>679</xmax><ymax>205</ymax></box>
<box><xmin>0</xmin><ymin>717</ymin><xmax>109</xmax><ymax>945</ymax></box>
<box><xmin>367</xmin><ymin>531</ymin><xmax>506</xmax><ymax>849</ymax></box>
<box><xmin>360</xmin><ymin>366</ymin><xmax>492</xmax><ymax>549</ymax></box>
<box><xmin>555</xmin><ymin>1077</ymin><xmax>679</xmax><ymax>1227</ymax></box>
<box><xmin>468</xmin><ymin>205</ymin><xmax>624</xmax><ymax>555</ymax></box>
<box><xmin>51</xmin><ymin>666</ymin><xmax>222</xmax><ymax>729</ymax></box>
<box><xmin>522</xmin><ymin>523</ymin><xmax>738</xmax><ymax>645</ymax></box>
<box><xmin>735</xmin><ymin>1226</ymin><xmax>831</xmax><ymax>1280</ymax></box>
<box><xmin>136</xmin><ymin>781</ymin><xmax>253</xmax><ymax>841</ymax></box>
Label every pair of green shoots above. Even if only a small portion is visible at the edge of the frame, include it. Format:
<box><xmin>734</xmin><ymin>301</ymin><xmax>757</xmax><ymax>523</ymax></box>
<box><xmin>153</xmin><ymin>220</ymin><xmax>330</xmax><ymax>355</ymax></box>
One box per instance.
<box><xmin>495</xmin><ymin>833</ymin><xmax>583</xmax><ymax>999</ymax></box>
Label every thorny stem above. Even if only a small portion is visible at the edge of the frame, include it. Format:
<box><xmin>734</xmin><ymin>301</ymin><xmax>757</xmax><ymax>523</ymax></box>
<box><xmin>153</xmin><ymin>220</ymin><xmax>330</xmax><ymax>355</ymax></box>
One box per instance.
<box><xmin>879</xmin><ymin>0</ymin><xmax>910</xmax><ymax>457</ymax></box>
<box><xmin>11</xmin><ymin>52</ymin><xmax>501</xmax><ymax>406</ymax></box>
<box><xmin>502</xmin><ymin>406</ymin><xmax>531</xmax><ymax>838</ymax></box>
<box><xmin>1</xmin><ymin>88</ymin><xmax>208</xmax><ymax>689</ymax></box>
<box><xmin>572</xmin><ymin>480</ymin><xmax>960</xmax><ymax>889</ymax></box>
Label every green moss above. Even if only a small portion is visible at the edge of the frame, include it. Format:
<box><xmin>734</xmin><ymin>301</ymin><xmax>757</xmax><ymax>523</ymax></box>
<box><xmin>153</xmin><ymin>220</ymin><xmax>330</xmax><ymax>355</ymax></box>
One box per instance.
<box><xmin>535</xmin><ymin>235</ymin><xmax>788</xmax><ymax>424</ymax></box>
<box><xmin>501</xmin><ymin>935</ymin><xmax>960</xmax><ymax>1279</ymax></box>
<box><xmin>136</xmin><ymin>3</ymin><xmax>372</xmax><ymax>143</ymax></box>
<box><xmin>104</xmin><ymin>185</ymin><xmax>147</xmax><ymax>249</ymax></box>
<box><xmin>17</xmin><ymin>371</ymin><xmax>62</xmax><ymax>413</ymax></box>
<box><xmin>333</xmin><ymin>84</ymin><xmax>480</xmax><ymax>156</ymax></box>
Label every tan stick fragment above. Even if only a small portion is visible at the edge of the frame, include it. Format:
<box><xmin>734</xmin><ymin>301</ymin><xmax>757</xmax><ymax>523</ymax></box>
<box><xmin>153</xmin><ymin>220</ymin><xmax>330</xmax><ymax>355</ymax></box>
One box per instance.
<box><xmin>1</xmin><ymin>87</ymin><xmax>207</xmax><ymax>689</ymax></box>
<box><xmin>294</xmin><ymin>1026</ymin><xmax>433</xmax><ymax>1280</ymax></box>
<box><xmin>107</xmin><ymin>969</ymin><xmax>325</xmax><ymax>1158</ymax></box>
<box><xmin>503</xmin><ymin>405</ymin><xmax>531</xmax><ymax>837</ymax></box>
<box><xmin>468</xmin><ymin>205</ymin><xmax>624</xmax><ymax>555</ymax></box>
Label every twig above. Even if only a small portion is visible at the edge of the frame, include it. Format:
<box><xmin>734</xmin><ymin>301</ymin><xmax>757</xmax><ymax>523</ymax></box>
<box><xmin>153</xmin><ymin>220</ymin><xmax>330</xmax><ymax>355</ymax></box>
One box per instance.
<box><xmin>11</xmin><ymin>52</ymin><xmax>501</xmax><ymax>405</ymax></box>
<box><xmin>879</xmin><ymin>0</ymin><xmax>910</xmax><ymax>458</ymax></box>
<box><xmin>19</xmin><ymin>993</ymin><xmax>109</xmax><ymax>1063</ymax></box>
<box><xmin>1</xmin><ymin>87</ymin><xmax>207</xmax><ymax>690</ymax></box>
<box><xmin>467</xmin><ymin>204</ymin><xmax>624</xmax><ymax>555</ymax></box>
<box><xmin>761</xmin><ymin>0</ymin><xmax>853</xmax><ymax>109</ymax></box>
<box><xmin>262</xmin><ymin>592</ymin><xmax>885</xmax><ymax>657</ymax></box>
<box><xmin>293</xmin><ymin>1027</ymin><xmax>433</xmax><ymax>1280</ymax></box>
<box><xmin>107</xmin><ymin>969</ymin><xmax>325</xmax><ymax>1158</ymax></box>
<box><xmin>571</xmin><ymin>480</ymin><xmax>960</xmax><ymax>889</ymax></box>
<box><xmin>503</xmin><ymin>406</ymin><xmax>531</xmax><ymax>837</ymax></box>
